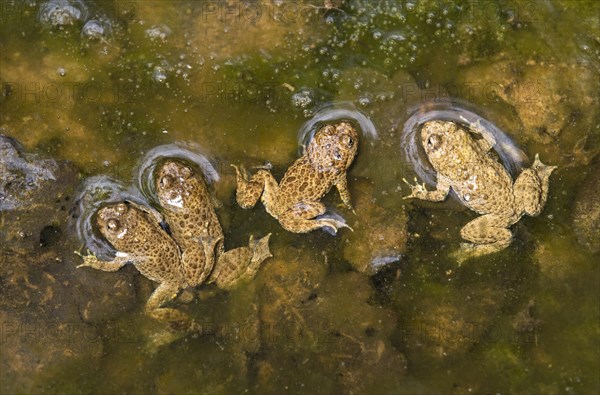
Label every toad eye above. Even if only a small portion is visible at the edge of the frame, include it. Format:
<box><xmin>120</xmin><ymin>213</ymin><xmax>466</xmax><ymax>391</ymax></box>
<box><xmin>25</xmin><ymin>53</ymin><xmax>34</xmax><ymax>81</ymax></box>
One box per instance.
<box><xmin>180</xmin><ymin>166</ymin><xmax>192</xmax><ymax>179</ymax></box>
<box><xmin>106</xmin><ymin>219</ymin><xmax>120</xmax><ymax>232</ymax></box>
<box><xmin>426</xmin><ymin>134</ymin><xmax>442</xmax><ymax>150</ymax></box>
<box><xmin>341</xmin><ymin>134</ymin><xmax>354</xmax><ymax>148</ymax></box>
<box><xmin>160</xmin><ymin>175</ymin><xmax>174</xmax><ymax>188</ymax></box>
<box><xmin>115</xmin><ymin>203</ymin><xmax>128</xmax><ymax>214</ymax></box>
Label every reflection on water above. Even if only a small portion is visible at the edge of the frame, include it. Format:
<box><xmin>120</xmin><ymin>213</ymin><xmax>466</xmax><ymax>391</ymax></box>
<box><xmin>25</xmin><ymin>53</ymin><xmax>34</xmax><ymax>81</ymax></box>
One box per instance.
<box><xmin>401</xmin><ymin>99</ymin><xmax>527</xmax><ymax>186</ymax></box>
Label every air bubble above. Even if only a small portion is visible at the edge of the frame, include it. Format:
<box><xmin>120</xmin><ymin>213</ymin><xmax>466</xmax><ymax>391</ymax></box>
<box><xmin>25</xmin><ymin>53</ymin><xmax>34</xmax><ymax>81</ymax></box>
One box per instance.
<box><xmin>38</xmin><ymin>0</ymin><xmax>88</xmax><ymax>27</ymax></box>
<box><xmin>291</xmin><ymin>89</ymin><xmax>314</xmax><ymax>108</ymax></box>
<box><xmin>146</xmin><ymin>24</ymin><xmax>171</xmax><ymax>42</ymax></box>
<box><xmin>81</xmin><ymin>19</ymin><xmax>112</xmax><ymax>40</ymax></box>
<box><xmin>358</xmin><ymin>96</ymin><xmax>371</xmax><ymax>107</ymax></box>
<box><xmin>152</xmin><ymin>66</ymin><xmax>167</xmax><ymax>83</ymax></box>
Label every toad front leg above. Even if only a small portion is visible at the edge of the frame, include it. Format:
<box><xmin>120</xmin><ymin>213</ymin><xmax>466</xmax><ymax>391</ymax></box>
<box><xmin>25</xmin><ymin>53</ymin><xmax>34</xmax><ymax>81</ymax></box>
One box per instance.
<box><xmin>403</xmin><ymin>176</ymin><xmax>451</xmax><ymax>202</ymax></box>
<box><xmin>452</xmin><ymin>214</ymin><xmax>514</xmax><ymax>264</ymax></box>
<box><xmin>75</xmin><ymin>250</ymin><xmax>128</xmax><ymax>272</ymax></box>
<box><xmin>232</xmin><ymin>165</ymin><xmax>280</xmax><ymax>209</ymax></box>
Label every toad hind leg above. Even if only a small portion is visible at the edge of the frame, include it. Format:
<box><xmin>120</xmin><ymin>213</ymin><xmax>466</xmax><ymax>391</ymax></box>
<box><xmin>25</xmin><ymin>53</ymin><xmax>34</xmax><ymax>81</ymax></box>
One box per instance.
<box><xmin>232</xmin><ymin>165</ymin><xmax>279</xmax><ymax>209</ymax></box>
<box><xmin>452</xmin><ymin>214</ymin><xmax>513</xmax><ymax>264</ymax></box>
<box><xmin>209</xmin><ymin>233</ymin><xmax>272</xmax><ymax>290</ymax></box>
<box><xmin>514</xmin><ymin>154</ymin><xmax>557</xmax><ymax>216</ymax></box>
<box><xmin>146</xmin><ymin>282</ymin><xmax>197</xmax><ymax>332</ymax></box>
<box><xmin>278</xmin><ymin>201</ymin><xmax>351</xmax><ymax>233</ymax></box>
<box><xmin>181</xmin><ymin>235</ymin><xmax>222</xmax><ymax>287</ymax></box>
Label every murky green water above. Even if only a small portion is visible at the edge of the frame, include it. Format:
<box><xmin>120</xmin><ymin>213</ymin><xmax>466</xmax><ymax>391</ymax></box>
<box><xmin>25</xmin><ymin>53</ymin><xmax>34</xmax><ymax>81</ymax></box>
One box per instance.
<box><xmin>1</xmin><ymin>0</ymin><xmax>599</xmax><ymax>394</ymax></box>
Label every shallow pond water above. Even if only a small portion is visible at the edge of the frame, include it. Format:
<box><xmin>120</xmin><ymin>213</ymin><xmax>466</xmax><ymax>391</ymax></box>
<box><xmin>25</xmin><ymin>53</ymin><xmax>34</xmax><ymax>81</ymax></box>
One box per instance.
<box><xmin>1</xmin><ymin>0</ymin><xmax>599</xmax><ymax>394</ymax></box>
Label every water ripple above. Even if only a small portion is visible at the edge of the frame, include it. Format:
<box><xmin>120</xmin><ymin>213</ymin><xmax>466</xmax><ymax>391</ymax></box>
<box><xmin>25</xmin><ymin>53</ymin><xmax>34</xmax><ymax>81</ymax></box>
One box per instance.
<box><xmin>297</xmin><ymin>101</ymin><xmax>378</xmax><ymax>155</ymax></box>
<box><xmin>134</xmin><ymin>142</ymin><xmax>220</xmax><ymax>206</ymax></box>
<box><xmin>72</xmin><ymin>176</ymin><xmax>147</xmax><ymax>260</ymax></box>
<box><xmin>400</xmin><ymin>99</ymin><xmax>527</xmax><ymax>186</ymax></box>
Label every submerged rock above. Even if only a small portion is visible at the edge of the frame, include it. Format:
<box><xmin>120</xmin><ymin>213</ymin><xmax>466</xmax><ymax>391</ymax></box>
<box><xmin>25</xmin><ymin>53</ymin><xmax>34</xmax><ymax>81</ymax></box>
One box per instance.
<box><xmin>0</xmin><ymin>135</ymin><xmax>60</xmax><ymax>212</ymax></box>
<box><xmin>456</xmin><ymin>57</ymin><xmax>600</xmax><ymax>166</ymax></box>
<box><xmin>397</xmin><ymin>285</ymin><xmax>506</xmax><ymax>366</ymax></box>
<box><xmin>0</xmin><ymin>134</ymin><xmax>105</xmax><ymax>393</ymax></box>
<box><xmin>344</xmin><ymin>177</ymin><xmax>408</xmax><ymax>274</ymax></box>
<box><xmin>572</xmin><ymin>161</ymin><xmax>600</xmax><ymax>254</ymax></box>
<box><xmin>0</xmin><ymin>134</ymin><xmax>80</xmax><ymax>251</ymax></box>
<box><xmin>254</xmin><ymin>246</ymin><xmax>406</xmax><ymax>393</ymax></box>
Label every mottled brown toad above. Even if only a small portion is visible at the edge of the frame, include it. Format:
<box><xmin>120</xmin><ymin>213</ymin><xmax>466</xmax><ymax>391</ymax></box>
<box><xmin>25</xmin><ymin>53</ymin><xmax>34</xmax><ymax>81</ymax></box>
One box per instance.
<box><xmin>233</xmin><ymin>122</ymin><xmax>358</xmax><ymax>233</ymax></box>
<box><xmin>404</xmin><ymin>120</ymin><xmax>556</xmax><ymax>262</ymax></box>
<box><xmin>76</xmin><ymin>160</ymin><xmax>272</xmax><ymax>330</ymax></box>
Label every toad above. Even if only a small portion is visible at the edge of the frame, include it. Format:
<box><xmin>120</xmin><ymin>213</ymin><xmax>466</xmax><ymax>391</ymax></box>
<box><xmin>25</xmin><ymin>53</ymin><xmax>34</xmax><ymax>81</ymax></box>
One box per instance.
<box><xmin>404</xmin><ymin>120</ymin><xmax>556</xmax><ymax>263</ymax></box>
<box><xmin>233</xmin><ymin>122</ymin><xmax>358</xmax><ymax>234</ymax></box>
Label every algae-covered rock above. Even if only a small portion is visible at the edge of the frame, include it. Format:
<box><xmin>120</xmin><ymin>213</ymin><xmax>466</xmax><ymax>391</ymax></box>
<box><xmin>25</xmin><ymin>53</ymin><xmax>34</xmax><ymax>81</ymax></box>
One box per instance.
<box><xmin>310</xmin><ymin>272</ymin><xmax>407</xmax><ymax>394</ymax></box>
<box><xmin>397</xmin><ymin>284</ymin><xmax>505</xmax><ymax>365</ymax></box>
<box><xmin>572</xmin><ymin>161</ymin><xmax>600</xmax><ymax>254</ymax></box>
<box><xmin>153</xmin><ymin>337</ymin><xmax>251</xmax><ymax>394</ymax></box>
<box><xmin>533</xmin><ymin>232</ymin><xmax>592</xmax><ymax>280</ymax></box>
<box><xmin>254</xmin><ymin>246</ymin><xmax>406</xmax><ymax>393</ymax></box>
<box><xmin>257</xmin><ymin>245</ymin><xmax>328</xmax><ymax>350</ymax></box>
<box><xmin>0</xmin><ymin>133</ymin><xmax>80</xmax><ymax>218</ymax></box>
<box><xmin>456</xmin><ymin>57</ymin><xmax>600</xmax><ymax>166</ymax></box>
<box><xmin>0</xmin><ymin>134</ymin><xmax>106</xmax><ymax>393</ymax></box>
<box><xmin>343</xmin><ymin>177</ymin><xmax>408</xmax><ymax>274</ymax></box>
